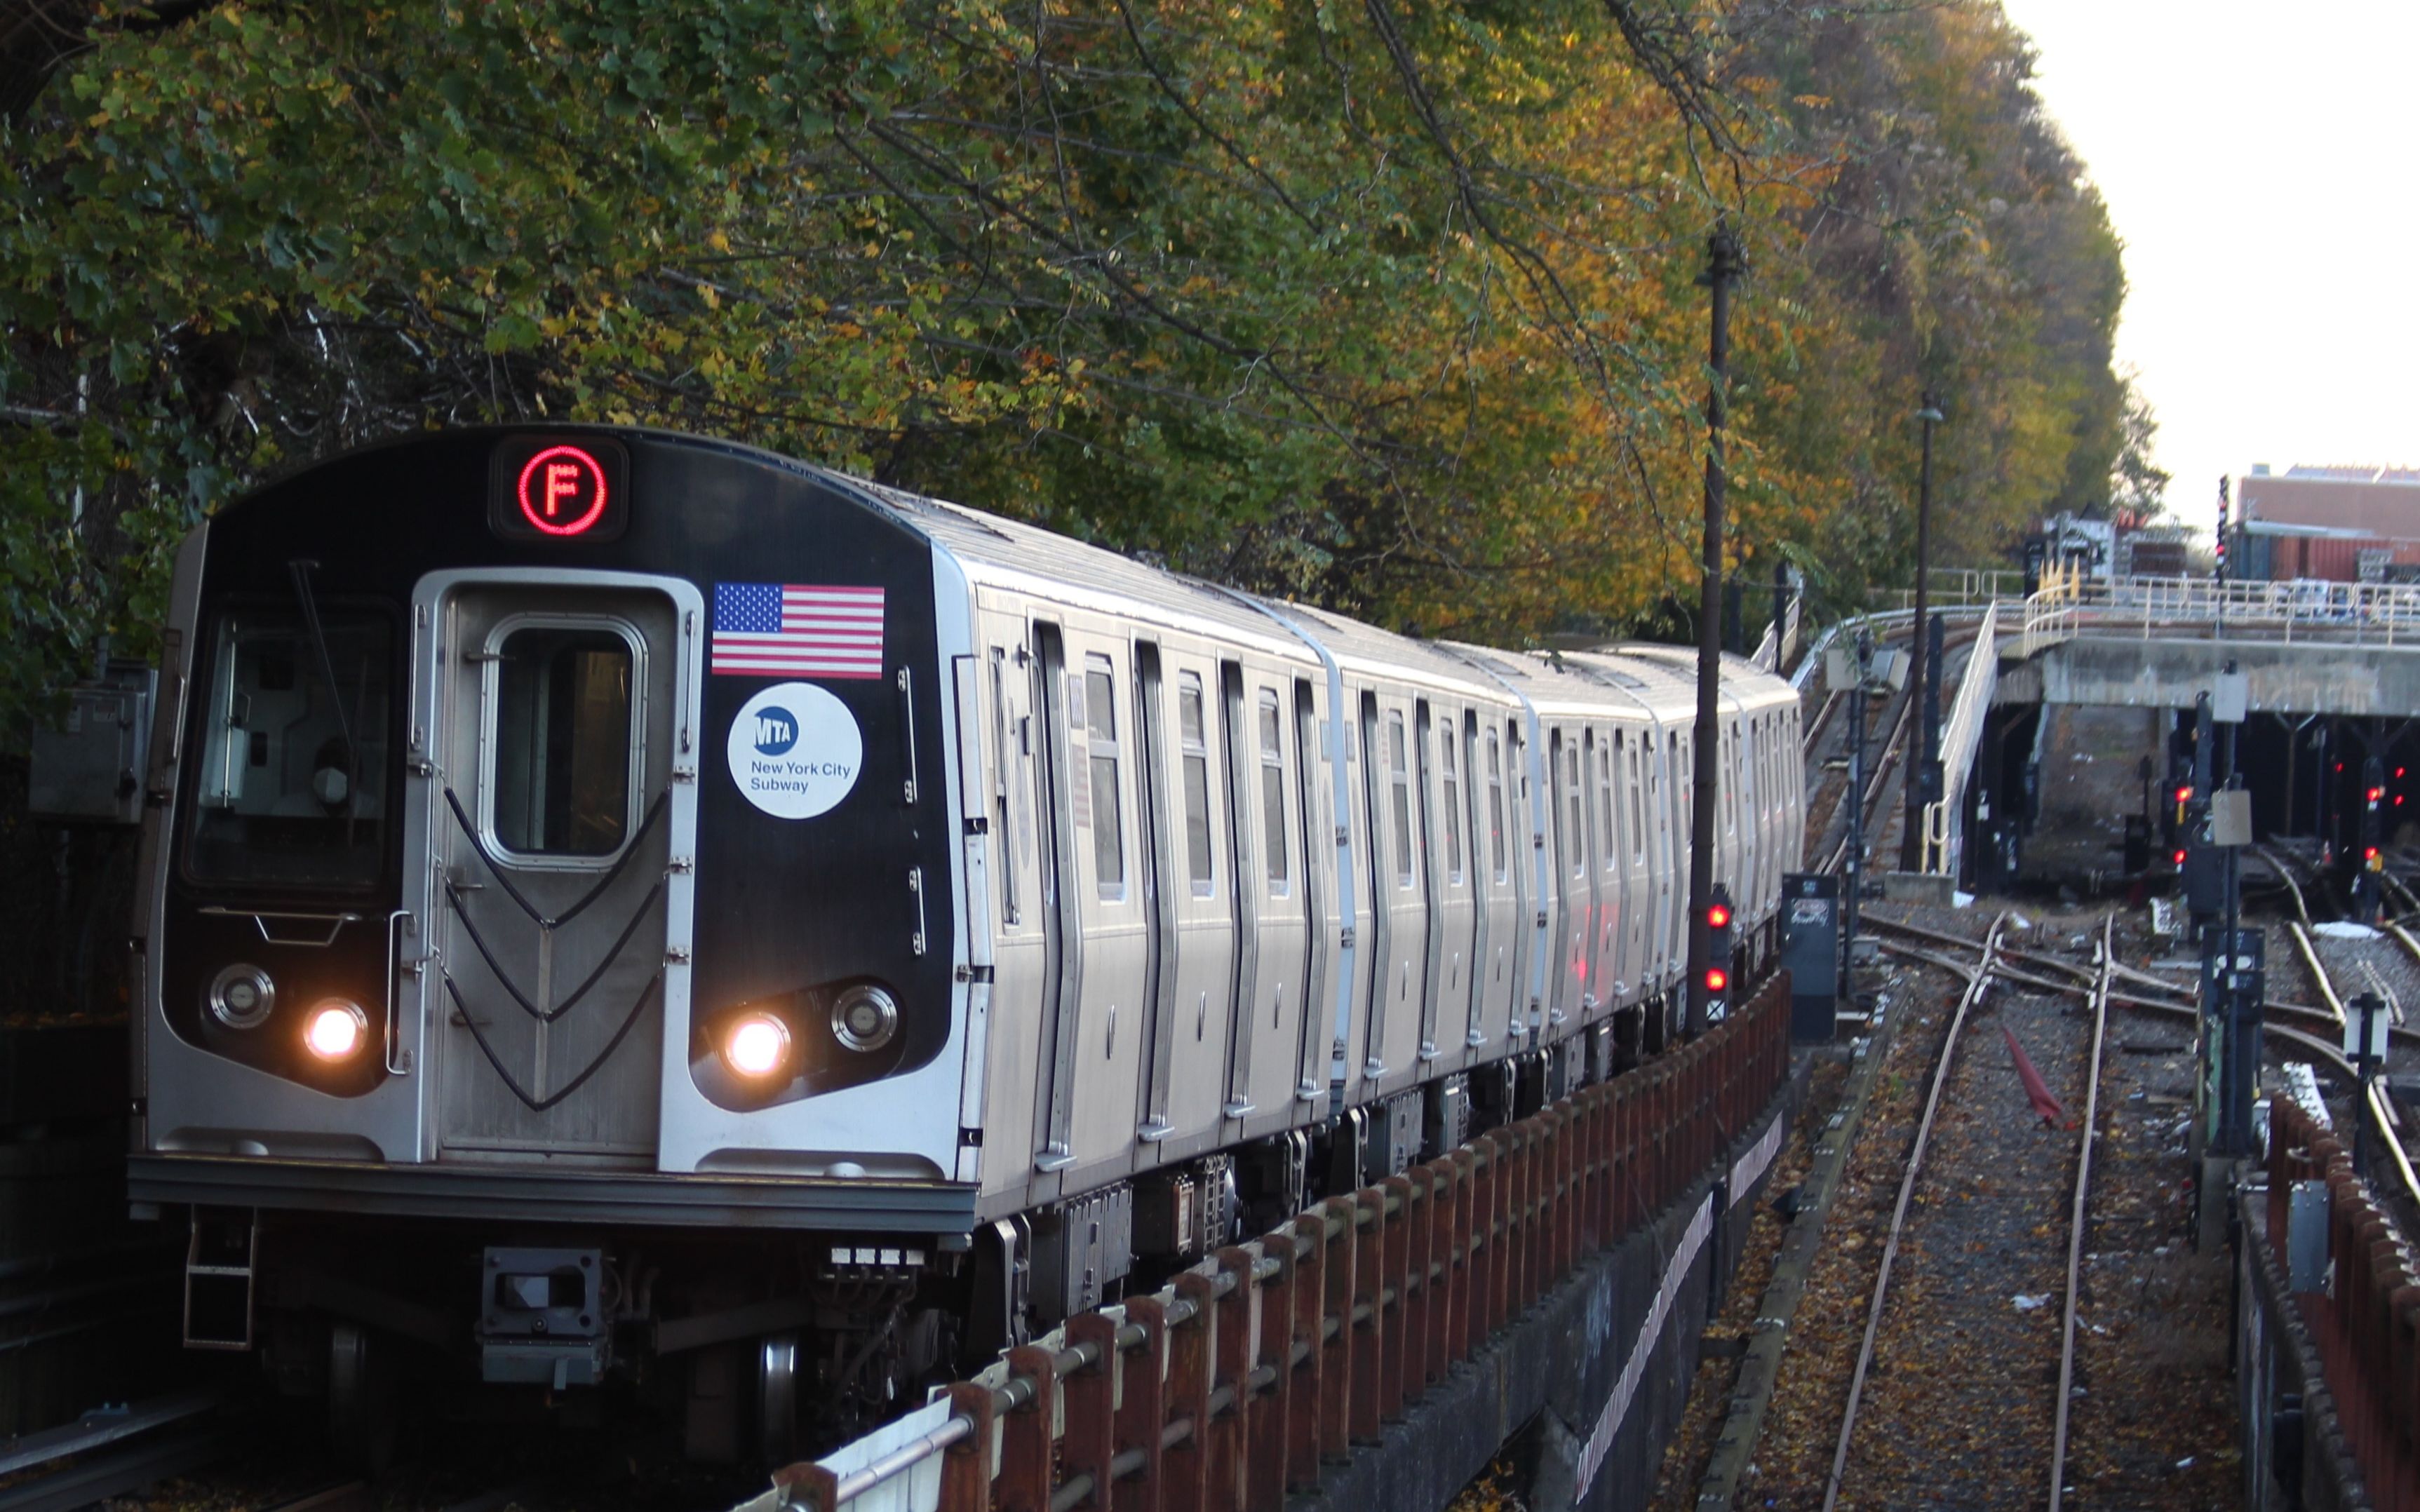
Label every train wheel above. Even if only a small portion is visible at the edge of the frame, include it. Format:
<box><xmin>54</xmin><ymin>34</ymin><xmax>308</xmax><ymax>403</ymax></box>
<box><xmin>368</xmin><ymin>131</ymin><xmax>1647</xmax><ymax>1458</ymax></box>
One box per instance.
<box><xmin>757</xmin><ymin>1332</ymin><xmax>801</xmax><ymax>1467</ymax></box>
<box><xmin>328</xmin><ymin>1319</ymin><xmax>398</xmax><ymax>1474</ymax></box>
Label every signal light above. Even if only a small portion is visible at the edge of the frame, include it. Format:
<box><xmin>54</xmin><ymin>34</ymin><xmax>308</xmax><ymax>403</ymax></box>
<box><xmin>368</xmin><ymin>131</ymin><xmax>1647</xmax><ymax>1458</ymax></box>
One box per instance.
<box><xmin>1702</xmin><ymin>883</ymin><xmax>1735</xmax><ymax>1020</ymax></box>
<box><xmin>1707</xmin><ymin>901</ymin><xmax>1731</xmax><ymax>930</ymax></box>
<box><xmin>2173</xmin><ymin>849</ymin><xmax>2187</xmax><ymax>867</ymax></box>
<box><xmin>1705</xmin><ymin>966</ymin><xmax>1729</xmax><ymax>992</ymax></box>
<box><xmin>2175</xmin><ymin>785</ymin><xmax>2193</xmax><ymax>804</ymax></box>
<box><xmin>2371</xmin><ymin>787</ymin><xmax>2386</xmax><ymax>804</ymax></box>
<box><xmin>2366</xmin><ymin>846</ymin><xmax>2383</xmax><ymax>868</ymax></box>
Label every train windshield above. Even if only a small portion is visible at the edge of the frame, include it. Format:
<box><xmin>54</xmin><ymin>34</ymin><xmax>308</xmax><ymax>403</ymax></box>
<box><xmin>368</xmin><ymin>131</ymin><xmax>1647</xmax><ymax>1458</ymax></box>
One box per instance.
<box><xmin>186</xmin><ymin>609</ymin><xmax>392</xmax><ymax>889</ymax></box>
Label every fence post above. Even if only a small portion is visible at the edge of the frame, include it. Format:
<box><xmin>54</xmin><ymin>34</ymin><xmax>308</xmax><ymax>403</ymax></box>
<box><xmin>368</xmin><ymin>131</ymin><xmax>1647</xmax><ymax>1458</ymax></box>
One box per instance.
<box><xmin>1064</xmin><ymin>1315</ymin><xmax>1120</xmax><ymax>1510</ymax></box>
<box><xmin>1380</xmin><ymin>1173</ymin><xmax>1414</xmax><ymax>1422</ymax></box>
<box><xmin>1249</xmin><ymin>1234</ymin><xmax>1295</xmax><ymax>1510</ymax></box>
<box><xmin>1000</xmin><ymin>1344</ymin><xmax>1061</xmax><ymax>1512</ymax></box>
<box><xmin>1212</xmin><ymin>1247</ymin><xmax>1256</xmax><ymax>1512</ymax></box>
<box><xmin>1165</xmin><ymin>1274</ymin><xmax>1216</xmax><ymax>1512</ymax></box>
<box><xmin>939</xmin><ymin>1381</ymin><xmax>997</xmax><ymax>1512</ymax></box>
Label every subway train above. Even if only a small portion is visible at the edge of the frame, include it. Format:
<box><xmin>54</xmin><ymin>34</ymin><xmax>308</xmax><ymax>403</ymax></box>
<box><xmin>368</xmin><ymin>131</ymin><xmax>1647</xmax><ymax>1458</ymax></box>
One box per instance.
<box><xmin>123</xmin><ymin>427</ymin><xmax>1803</xmax><ymax>1461</ymax></box>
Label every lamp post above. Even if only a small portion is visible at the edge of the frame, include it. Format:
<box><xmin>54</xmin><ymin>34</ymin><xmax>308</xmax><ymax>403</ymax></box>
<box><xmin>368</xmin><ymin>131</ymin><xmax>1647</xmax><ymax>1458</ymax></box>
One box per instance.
<box><xmin>1900</xmin><ymin>393</ymin><xmax>1944</xmax><ymax>872</ymax></box>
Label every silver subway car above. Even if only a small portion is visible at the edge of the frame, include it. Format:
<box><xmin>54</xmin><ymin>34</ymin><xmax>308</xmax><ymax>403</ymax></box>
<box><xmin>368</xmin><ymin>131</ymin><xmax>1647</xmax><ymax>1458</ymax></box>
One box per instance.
<box><xmin>127</xmin><ymin>428</ymin><xmax>1801</xmax><ymax>1461</ymax></box>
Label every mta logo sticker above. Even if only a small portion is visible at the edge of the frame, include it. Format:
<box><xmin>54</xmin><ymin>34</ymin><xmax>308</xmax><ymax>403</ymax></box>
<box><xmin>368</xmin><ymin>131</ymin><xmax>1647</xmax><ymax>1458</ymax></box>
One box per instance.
<box><xmin>727</xmin><ymin>683</ymin><xmax>861</xmax><ymax>820</ymax></box>
<box><xmin>753</xmin><ymin>707</ymin><xmax>800</xmax><ymax>756</ymax></box>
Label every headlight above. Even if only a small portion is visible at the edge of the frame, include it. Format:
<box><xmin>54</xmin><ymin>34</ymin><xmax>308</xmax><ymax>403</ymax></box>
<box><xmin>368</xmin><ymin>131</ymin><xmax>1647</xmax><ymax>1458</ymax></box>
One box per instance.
<box><xmin>207</xmin><ymin>964</ymin><xmax>276</xmax><ymax>1030</ymax></box>
<box><xmin>722</xmin><ymin>1013</ymin><xmax>793</xmax><ymax>1079</ymax></box>
<box><xmin>830</xmin><ymin>985</ymin><xmax>899</xmax><ymax>1053</ymax></box>
<box><xmin>303</xmin><ymin>999</ymin><xmax>368</xmax><ymax>1062</ymax></box>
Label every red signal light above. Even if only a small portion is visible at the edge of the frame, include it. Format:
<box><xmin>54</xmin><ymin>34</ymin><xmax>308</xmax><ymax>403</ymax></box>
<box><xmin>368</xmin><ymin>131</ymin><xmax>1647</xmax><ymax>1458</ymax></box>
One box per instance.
<box><xmin>2367</xmin><ymin>846</ymin><xmax>2382</xmax><ymax>864</ymax></box>
<box><xmin>2400</xmin><ymin>767</ymin><xmax>2409</xmax><ymax>780</ymax></box>
<box><xmin>2175</xmin><ymin>785</ymin><xmax>2193</xmax><ymax>803</ymax></box>
<box><xmin>1707</xmin><ymin>903</ymin><xmax>1731</xmax><ymax>929</ymax></box>
<box><xmin>2371</xmin><ymin>788</ymin><xmax>2386</xmax><ymax>804</ymax></box>
<box><xmin>2172</xmin><ymin>849</ymin><xmax>2187</xmax><ymax>867</ymax></box>
<box><xmin>1704</xmin><ymin>966</ymin><xmax>1728</xmax><ymax>993</ymax></box>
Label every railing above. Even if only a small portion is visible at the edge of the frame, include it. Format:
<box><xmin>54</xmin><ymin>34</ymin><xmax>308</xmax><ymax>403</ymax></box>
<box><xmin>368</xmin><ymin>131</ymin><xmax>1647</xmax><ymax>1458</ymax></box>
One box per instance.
<box><xmin>2264</xmin><ymin>1095</ymin><xmax>2420</xmax><ymax>1508</ymax></box>
<box><xmin>2019</xmin><ymin>572</ymin><xmax>2420</xmax><ymax>658</ymax></box>
<box><xmin>1886</xmin><ymin>567</ymin><xmax>2030</xmax><ymax>614</ymax></box>
<box><xmin>1922</xmin><ymin>601</ymin><xmax>1998</xmax><ymax>877</ymax></box>
<box><xmin>749</xmin><ymin>977</ymin><xmax>1796</xmax><ymax>1512</ymax></box>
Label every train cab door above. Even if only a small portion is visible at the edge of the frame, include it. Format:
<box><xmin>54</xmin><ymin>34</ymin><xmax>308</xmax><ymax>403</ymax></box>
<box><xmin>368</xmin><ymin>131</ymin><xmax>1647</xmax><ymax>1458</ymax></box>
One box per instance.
<box><xmin>415</xmin><ymin>573</ymin><xmax>698</xmax><ymax>1166</ymax></box>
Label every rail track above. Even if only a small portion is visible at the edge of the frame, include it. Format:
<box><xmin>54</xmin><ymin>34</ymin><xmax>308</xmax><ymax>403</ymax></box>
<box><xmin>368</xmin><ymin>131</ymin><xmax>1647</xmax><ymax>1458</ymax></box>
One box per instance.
<box><xmin>1820</xmin><ymin>914</ymin><xmax>2009</xmax><ymax>1512</ymax></box>
<box><xmin>2045</xmin><ymin>918</ymin><xmax>2113</xmax><ymax>1512</ymax></box>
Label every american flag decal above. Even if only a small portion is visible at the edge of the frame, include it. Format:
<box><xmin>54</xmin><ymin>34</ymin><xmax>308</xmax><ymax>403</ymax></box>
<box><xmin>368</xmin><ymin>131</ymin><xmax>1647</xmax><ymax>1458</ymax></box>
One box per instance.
<box><xmin>711</xmin><ymin>583</ymin><xmax>886</xmax><ymax>680</ymax></box>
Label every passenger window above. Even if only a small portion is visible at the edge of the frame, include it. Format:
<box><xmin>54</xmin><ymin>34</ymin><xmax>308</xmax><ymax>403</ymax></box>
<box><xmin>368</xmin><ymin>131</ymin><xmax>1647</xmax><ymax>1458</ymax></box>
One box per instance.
<box><xmin>1441</xmin><ymin>721</ymin><xmax>1465</xmax><ymax>884</ymax></box>
<box><xmin>1564</xmin><ymin>742</ymin><xmax>1585</xmax><ymax>880</ymax></box>
<box><xmin>1258</xmin><ymin>689</ymin><xmax>1289</xmax><ymax>893</ymax></box>
<box><xmin>1179</xmin><ymin>673</ymin><xmax>1214</xmax><ymax>896</ymax></box>
<box><xmin>492</xmin><ymin>624</ymin><xmax>637</xmax><ymax>858</ymax></box>
<box><xmin>1487</xmin><ymin>730</ymin><xmax>1508</xmax><ymax>883</ymax></box>
<box><xmin>1086</xmin><ymin>654</ymin><xmax>1124</xmax><ymax>896</ymax></box>
<box><xmin>1598</xmin><ymin>741</ymin><xmax>1616</xmax><ymax>868</ymax></box>
<box><xmin>1628</xmin><ymin>743</ymin><xmax>1647</xmax><ymax>863</ymax></box>
<box><xmin>1387</xmin><ymin>710</ymin><xmax>1414</xmax><ymax>889</ymax></box>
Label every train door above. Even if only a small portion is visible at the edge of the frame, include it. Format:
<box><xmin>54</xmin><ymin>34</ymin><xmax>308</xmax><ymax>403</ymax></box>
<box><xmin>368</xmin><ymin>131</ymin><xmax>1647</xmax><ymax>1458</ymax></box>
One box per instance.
<box><xmin>1546</xmin><ymin>727</ymin><xmax>1582</xmax><ymax>1028</ymax></box>
<box><xmin>1618</xmin><ymin>731</ymin><xmax>1650</xmax><ymax>1001</ymax></box>
<box><xmin>1354</xmin><ymin>694</ymin><xmax>1393</xmax><ymax>1079</ymax></box>
<box><xmin>1592</xmin><ymin>729</ymin><xmax>1622</xmax><ymax>1014</ymax></box>
<box><xmin>1058</xmin><ymin>632</ymin><xmax>1151</xmax><ymax>1170</ymax></box>
<box><xmin>1453</xmin><ymin>710</ymin><xmax>1491</xmax><ymax>1054</ymax></box>
<box><xmin>1364</xmin><ymin>695</ymin><xmax>1428</xmax><ymax>1087</ymax></box>
<box><xmin>421</xmin><ymin>576</ymin><xmax>694</xmax><ymax>1165</ymax></box>
<box><xmin>1473</xmin><ymin>721</ymin><xmax>1517</xmax><ymax>1049</ymax></box>
<box><xmin>1646</xmin><ymin>728</ymin><xmax>1675</xmax><ymax>988</ymax></box>
<box><xmin>1146</xmin><ymin>658</ymin><xmax>1237</xmax><ymax>1144</ymax></box>
<box><xmin>1289</xmin><ymin>681</ymin><xmax>1332</xmax><ymax>1104</ymax></box>
<box><xmin>1027</xmin><ymin>623</ymin><xmax>1082</xmax><ymax>1173</ymax></box>
<box><xmin>1225</xmin><ymin>672</ymin><xmax>1308</xmax><ymax>1126</ymax></box>
<box><xmin>1422</xmin><ymin>702</ymin><xmax>1476</xmax><ymax>1062</ymax></box>
<box><xmin>1216</xmin><ymin>663</ymin><xmax>1263</xmax><ymax>1123</ymax></box>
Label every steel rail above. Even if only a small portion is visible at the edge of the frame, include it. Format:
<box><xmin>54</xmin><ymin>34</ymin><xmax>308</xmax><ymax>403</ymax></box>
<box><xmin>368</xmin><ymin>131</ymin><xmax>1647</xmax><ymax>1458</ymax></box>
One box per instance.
<box><xmin>1822</xmin><ymin>914</ymin><xmax>2009</xmax><ymax>1512</ymax></box>
<box><xmin>2254</xmin><ymin>844</ymin><xmax>2316</xmax><ymax>935</ymax></box>
<box><xmin>2047</xmin><ymin>917</ymin><xmax>2112</xmax><ymax>1512</ymax></box>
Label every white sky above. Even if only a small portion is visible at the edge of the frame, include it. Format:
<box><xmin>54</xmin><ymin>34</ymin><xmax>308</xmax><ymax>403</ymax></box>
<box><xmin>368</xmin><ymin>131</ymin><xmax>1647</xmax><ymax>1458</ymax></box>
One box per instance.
<box><xmin>1996</xmin><ymin>0</ymin><xmax>2420</xmax><ymax>520</ymax></box>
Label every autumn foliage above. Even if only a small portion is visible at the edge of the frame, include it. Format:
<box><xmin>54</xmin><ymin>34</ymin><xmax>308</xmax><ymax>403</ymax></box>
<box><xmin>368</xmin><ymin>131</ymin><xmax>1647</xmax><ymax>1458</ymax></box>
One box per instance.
<box><xmin>0</xmin><ymin>0</ymin><xmax>2134</xmax><ymax>727</ymax></box>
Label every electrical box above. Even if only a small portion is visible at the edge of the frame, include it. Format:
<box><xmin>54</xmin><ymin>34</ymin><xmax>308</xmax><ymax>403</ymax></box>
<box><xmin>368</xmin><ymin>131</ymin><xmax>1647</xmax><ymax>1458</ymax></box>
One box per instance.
<box><xmin>1779</xmin><ymin>873</ymin><xmax>1840</xmax><ymax>1041</ymax></box>
<box><xmin>29</xmin><ymin>663</ymin><xmax>156</xmax><ymax>825</ymax></box>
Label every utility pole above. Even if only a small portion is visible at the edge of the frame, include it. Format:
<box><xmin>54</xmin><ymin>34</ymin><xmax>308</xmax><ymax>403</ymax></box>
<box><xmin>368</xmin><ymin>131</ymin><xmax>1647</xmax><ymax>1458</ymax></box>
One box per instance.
<box><xmin>1686</xmin><ymin>222</ymin><xmax>1745</xmax><ymax>1037</ymax></box>
<box><xmin>1842</xmin><ymin>630</ymin><xmax>1872</xmax><ymax>1007</ymax></box>
<box><xmin>1900</xmin><ymin>395</ymin><xmax>1944</xmax><ymax>871</ymax></box>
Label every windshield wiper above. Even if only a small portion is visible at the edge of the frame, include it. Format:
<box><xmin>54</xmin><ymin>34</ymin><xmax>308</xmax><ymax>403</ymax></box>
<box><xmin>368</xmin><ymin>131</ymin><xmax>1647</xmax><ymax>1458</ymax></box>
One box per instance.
<box><xmin>287</xmin><ymin>558</ymin><xmax>361</xmax><ymax>839</ymax></box>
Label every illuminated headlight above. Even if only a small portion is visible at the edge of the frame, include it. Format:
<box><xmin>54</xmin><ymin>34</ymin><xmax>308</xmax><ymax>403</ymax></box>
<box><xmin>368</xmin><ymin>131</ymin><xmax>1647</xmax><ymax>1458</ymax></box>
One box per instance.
<box><xmin>207</xmin><ymin>964</ymin><xmax>276</xmax><ymax>1030</ymax></box>
<box><xmin>830</xmin><ymin>985</ymin><xmax>899</xmax><ymax>1053</ymax></box>
<box><xmin>722</xmin><ymin>1013</ymin><xmax>793</xmax><ymax>1079</ymax></box>
<box><xmin>303</xmin><ymin>999</ymin><xmax>369</xmax><ymax>1062</ymax></box>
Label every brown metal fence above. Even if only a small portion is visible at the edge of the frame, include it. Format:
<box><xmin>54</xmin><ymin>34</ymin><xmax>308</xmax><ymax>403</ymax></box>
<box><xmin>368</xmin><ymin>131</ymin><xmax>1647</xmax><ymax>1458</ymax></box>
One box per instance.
<box><xmin>2266</xmin><ymin>1095</ymin><xmax>2420</xmax><ymax>1509</ymax></box>
<box><xmin>772</xmin><ymin>973</ymin><xmax>1794</xmax><ymax>1512</ymax></box>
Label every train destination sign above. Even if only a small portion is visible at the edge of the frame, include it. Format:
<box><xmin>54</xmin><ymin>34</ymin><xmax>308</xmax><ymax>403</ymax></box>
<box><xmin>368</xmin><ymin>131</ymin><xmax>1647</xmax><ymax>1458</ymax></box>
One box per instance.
<box><xmin>488</xmin><ymin>435</ymin><xmax>630</xmax><ymax>541</ymax></box>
